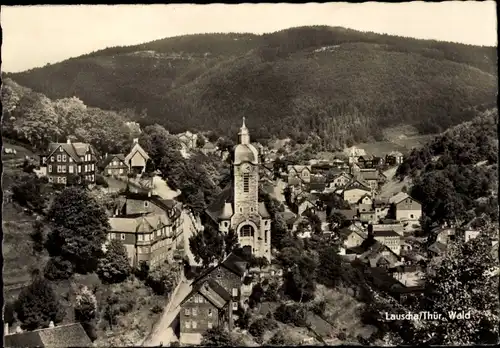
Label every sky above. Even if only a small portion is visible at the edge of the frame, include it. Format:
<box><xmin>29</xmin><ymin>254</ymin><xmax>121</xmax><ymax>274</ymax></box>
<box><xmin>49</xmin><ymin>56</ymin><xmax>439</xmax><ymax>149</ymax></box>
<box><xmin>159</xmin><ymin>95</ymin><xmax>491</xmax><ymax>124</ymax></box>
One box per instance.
<box><xmin>1</xmin><ymin>2</ymin><xmax>497</xmax><ymax>73</ymax></box>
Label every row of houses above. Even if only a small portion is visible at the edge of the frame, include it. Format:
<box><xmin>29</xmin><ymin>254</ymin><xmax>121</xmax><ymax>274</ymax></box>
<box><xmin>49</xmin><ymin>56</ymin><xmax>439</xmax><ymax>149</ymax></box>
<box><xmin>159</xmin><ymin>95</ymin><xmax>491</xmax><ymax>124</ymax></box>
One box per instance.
<box><xmin>40</xmin><ymin>138</ymin><xmax>150</xmax><ymax>184</ymax></box>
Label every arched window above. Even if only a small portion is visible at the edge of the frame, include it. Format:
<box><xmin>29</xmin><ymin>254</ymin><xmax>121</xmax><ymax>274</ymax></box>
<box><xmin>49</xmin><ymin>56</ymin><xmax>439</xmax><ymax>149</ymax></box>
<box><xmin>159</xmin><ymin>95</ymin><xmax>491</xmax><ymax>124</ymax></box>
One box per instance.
<box><xmin>240</xmin><ymin>225</ymin><xmax>254</xmax><ymax>237</ymax></box>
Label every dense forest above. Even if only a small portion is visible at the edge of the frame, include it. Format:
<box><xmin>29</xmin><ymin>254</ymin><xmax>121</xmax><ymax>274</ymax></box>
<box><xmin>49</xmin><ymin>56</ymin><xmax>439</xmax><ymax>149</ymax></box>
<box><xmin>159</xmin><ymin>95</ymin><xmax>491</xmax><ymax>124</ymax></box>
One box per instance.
<box><xmin>5</xmin><ymin>26</ymin><xmax>497</xmax><ymax>149</ymax></box>
<box><xmin>396</xmin><ymin>108</ymin><xmax>498</xmax><ymax>227</ymax></box>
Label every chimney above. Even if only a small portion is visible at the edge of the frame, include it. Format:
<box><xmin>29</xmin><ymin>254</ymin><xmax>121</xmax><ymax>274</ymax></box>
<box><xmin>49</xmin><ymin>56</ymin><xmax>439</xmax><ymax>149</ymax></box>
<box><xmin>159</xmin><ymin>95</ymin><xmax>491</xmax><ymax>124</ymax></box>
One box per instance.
<box><xmin>49</xmin><ymin>321</ymin><xmax>55</xmax><ymax>328</ymax></box>
<box><xmin>67</xmin><ymin>138</ymin><xmax>71</xmax><ymax>144</ymax></box>
<box><xmin>4</xmin><ymin>323</ymin><xmax>9</xmax><ymax>336</ymax></box>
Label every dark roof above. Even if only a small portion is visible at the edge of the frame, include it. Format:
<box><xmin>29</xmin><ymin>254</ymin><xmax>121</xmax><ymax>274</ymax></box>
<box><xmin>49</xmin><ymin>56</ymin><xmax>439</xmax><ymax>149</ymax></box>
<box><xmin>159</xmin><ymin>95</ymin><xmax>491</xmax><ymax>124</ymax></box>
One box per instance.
<box><xmin>373</xmin><ymin>230</ymin><xmax>400</xmax><ymax>237</ymax></box>
<box><xmin>5</xmin><ymin>323</ymin><xmax>92</xmax><ymax>347</ymax></box>
<box><xmin>206</xmin><ymin>184</ymin><xmax>233</xmax><ymax>222</ymax></box>
<box><xmin>359</xmin><ymin>170</ymin><xmax>379</xmax><ymax>181</ymax></box>
<box><xmin>332</xmin><ymin>209</ymin><xmax>358</xmax><ymax>221</ymax></box>
<box><xmin>99</xmin><ymin>153</ymin><xmax>126</xmax><ymax>168</ymax></box>
<box><xmin>373</xmin><ymin>199</ymin><xmax>389</xmax><ymax>207</ymax></box>
<box><xmin>47</xmin><ymin>142</ymin><xmax>95</xmax><ymax>163</ymax></box>
<box><xmin>181</xmin><ymin>278</ymin><xmax>231</xmax><ymax>309</ymax></box>
<box><xmin>279</xmin><ymin>211</ymin><xmax>297</xmax><ymax>224</ymax></box>
<box><xmin>428</xmin><ymin>241</ymin><xmax>447</xmax><ymax>254</ymax></box>
<box><xmin>193</xmin><ymin>252</ymin><xmax>247</xmax><ymax>284</ymax></box>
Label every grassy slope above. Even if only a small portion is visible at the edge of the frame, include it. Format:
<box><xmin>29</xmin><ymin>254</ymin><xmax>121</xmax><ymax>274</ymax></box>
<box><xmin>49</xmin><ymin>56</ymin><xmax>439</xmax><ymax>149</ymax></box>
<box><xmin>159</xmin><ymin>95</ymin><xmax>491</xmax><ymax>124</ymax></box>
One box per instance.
<box><xmin>6</xmin><ymin>27</ymin><xmax>497</xmax><ymax>144</ymax></box>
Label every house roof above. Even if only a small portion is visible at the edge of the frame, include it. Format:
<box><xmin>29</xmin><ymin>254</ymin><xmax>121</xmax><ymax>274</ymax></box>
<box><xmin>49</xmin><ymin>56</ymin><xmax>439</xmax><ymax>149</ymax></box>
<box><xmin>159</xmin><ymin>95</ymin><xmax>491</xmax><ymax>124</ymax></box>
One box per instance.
<box><xmin>279</xmin><ymin>211</ymin><xmax>297</xmax><ymax>224</ymax></box>
<box><xmin>109</xmin><ymin>213</ymin><xmax>170</xmax><ymax>233</ymax></box>
<box><xmin>206</xmin><ymin>185</ymin><xmax>234</xmax><ymax>222</ymax></box>
<box><xmin>4</xmin><ymin>323</ymin><xmax>92</xmax><ymax>348</ymax></box>
<box><xmin>47</xmin><ymin>142</ymin><xmax>94</xmax><ymax>163</ymax></box>
<box><xmin>428</xmin><ymin>241</ymin><xmax>447</xmax><ymax>254</ymax></box>
<box><xmin>388</xmin><ymin>151</ymin><xmax>403</xmax><ymax>157</ymax></box>
<box><xmin>182</xmin><ymin>278</ymin><xmax>231</xmax><ymax>309</ymax></box>
<box><xmin>388</xmin><ymin>192</ymin><xmax>410</xmax><ymax>204</ymax></box>
<box><xmin>332</xmin><ymin>209</ymin><xmax>358</xmax><ymax>221</ymax></box>
<box><xmin>359</xmin><ymin>170</ymin><xmax>379</xmax><ymax>181</ymax></box>
<box><xmin>287</xmin><ymin>165</ymin><xmax>312</xmax><ymax>173</ymax></box>
<box><xmin>125</xmin><ymin>142</ymin><xmax>150</xmax><ymax>164</ymax></box>
<box><xmin>339</xmin><ymin>227</ymin><xmax>368</xmax><ymax>240</ymax></box>
<box><xmin>373</xmin><ymin>230</ymin><xmax>400</xmax><ymax>237</ymax></box>
<box><xmin>100</xmin><ymin>153</ymin><xmax>127</xmax><ymax>168</ymax></box>
<box><xmin>344</xmin><ymin>179</ymin><xmax>371</xmax><ymax>192</ymax></box>
<box><xmin>358</xmin><ymin>240</ymin><xmax>400</xmax><ymax>262</ymax></box>
<box><xmin>373</xmin><ymin>199</ymin><xmax>389</xmax><ymax>207</ymax></box>
<box><xmin>258</xmin><ymin>202</ymin><xmax>271</xmax><ymax>219</ymax></box>
<box><xmin>192</xmin><ymin>252</ymin><xmax>248</xmax><ymax>286</ymax></box>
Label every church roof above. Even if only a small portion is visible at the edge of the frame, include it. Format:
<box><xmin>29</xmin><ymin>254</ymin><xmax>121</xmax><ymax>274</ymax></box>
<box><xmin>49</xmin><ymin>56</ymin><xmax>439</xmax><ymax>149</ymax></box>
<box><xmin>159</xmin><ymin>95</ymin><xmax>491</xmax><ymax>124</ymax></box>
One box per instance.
<box><xmin>206</xmin><ymin>185</ymin><xmax>234</xmax><ymax>222</ymax></box>
<box><xmin>234</xmin><ymin>143</ymin><xmax>259</xmax><ymax>165</ymax></box>
<box><xmin>258</xmin><ymin>202</ymin><xmax>271</xmax><ymax>218</ymax></box>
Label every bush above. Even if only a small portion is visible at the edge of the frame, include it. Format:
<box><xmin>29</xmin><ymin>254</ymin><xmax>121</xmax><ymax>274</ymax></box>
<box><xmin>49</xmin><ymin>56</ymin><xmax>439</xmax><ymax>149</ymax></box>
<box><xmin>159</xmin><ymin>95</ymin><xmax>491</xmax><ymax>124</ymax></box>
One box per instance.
<box><xmin>312</xmin><ymin>300</ymin><xmax>326</xmax><ymax>316</ymax></box>
<box><xmin>97</xmin><ymin>240</ymin><xmax>131</xmax><ymax>284</ymax></box>
<box><xmin>135</xmin><ymin>261</ymin><xmax>150</xmax><ymax>281</ymax></box>
<box><xmin>274</xmin><ymin>303</ymin><xmax>308</xmax><ymax>327</ymax></box>
<box><xmin>151</xmin><ymin>305</ymin><xmax>163</xmax><ymax>314</ymax></box>
<box><xmin>95</xmin><ymin>174</ymin><xmax>108</xmax><ymax>187</ymax></box>
<box><xmin>146</xmin><ymin>264</ymin><xmax>178</xmax><ymax>296</ymax></box>
<box><xmin>44</xmin><ymin>256</ymin><xmax>74</xmax><ymax>280</ymax></box>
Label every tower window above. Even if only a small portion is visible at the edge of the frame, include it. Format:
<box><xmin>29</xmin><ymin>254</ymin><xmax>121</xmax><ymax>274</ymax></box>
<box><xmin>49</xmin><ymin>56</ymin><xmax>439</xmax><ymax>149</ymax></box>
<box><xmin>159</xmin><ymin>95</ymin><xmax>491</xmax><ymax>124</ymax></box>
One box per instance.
<box><xmin>243</xmin><ymin>173</ymin><xmax>250</xmax><ymax>193</ymax></box>
<box><xmin>240</xmin><ymin>225</ymin><xmax>254</xmax><ymax>237</ymax></box>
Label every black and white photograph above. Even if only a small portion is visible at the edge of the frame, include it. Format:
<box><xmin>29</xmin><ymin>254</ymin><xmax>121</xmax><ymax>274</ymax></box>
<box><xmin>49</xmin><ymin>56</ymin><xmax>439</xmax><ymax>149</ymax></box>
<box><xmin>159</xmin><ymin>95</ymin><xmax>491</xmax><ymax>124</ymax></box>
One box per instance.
<box><xmin>1</xmin><ymin>2</ymin><xmax>498</xmax><ymax>347</ymax></box>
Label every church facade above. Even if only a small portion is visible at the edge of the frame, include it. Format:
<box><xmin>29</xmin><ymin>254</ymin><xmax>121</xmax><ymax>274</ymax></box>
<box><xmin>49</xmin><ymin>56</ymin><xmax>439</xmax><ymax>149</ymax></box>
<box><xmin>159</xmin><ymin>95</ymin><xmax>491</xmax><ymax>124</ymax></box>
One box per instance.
<box><xmin>206</xmin><ymin>119</ymin><xmax>272</xmax><ymax>262</ymax></box>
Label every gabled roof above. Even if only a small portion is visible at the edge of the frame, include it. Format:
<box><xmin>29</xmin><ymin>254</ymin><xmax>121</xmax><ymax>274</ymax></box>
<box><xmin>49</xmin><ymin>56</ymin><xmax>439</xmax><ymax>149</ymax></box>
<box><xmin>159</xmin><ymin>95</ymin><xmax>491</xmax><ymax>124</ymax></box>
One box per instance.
<box><xmin>193</xmin><ymin>252</ymin><xmax>248</xmax><ymax>285</ymax></box>
<box><xmin>373</xmin><ymin>230</ymin><xmax>400</xmax><ymax>237</ymax></box>
<box><xmin>332</xmin><ymin>209</ymin><xmax>358</xmax><ymax>221</ymax></box>
<box><xmin>428</xmin><ymin>241</ymin><xmax>447</xmax><ymax>255</ymax></box>
<box><xmin>279</xmin><ymin>211</ymin><xmax>297</xmax><ymax>224</ymax></box>
<box><xmin>4</xmin><ymin>323</ymin><xmax>92</xmax><ymax>347</ymax></box>
<box><xmin>125</xmin><ymin>142</ymin><xmax>150</xmax><ymax>164</ymax></box>
<box><xmin>100</xmin><ymin>153</ymin><xmax>127</xmax><ymax>168</ymax></box>
<box><xmin>359</xmin><ymin>170</ymin><xmax>379</xmax><ymax>181</ymax></box>
<box><xmin>339</xmin><ymin>227</ymin><xmax>367</xmax><ymax>240</ymax></box>
<box><xmin>344</xmin><ymin>179</ymin><xmax>371</xmax><ymax>192</ymax></box>
<box><xmin>258</xmin><ymin>202</ymin><xmax>271</xmax><ymax>219</ymax></box>
<box><xmin>206</xmin><ymin>185</ymin><xmax>234</xmax><ymax>222</ymax></box>
<box><xmin>47</xmin><ymin>142</ymin><xmax>94</xmax><ymax>163</ymax></box>
<box><xmin>181</xmin><ymin>278</ymin><xmax>231</xmax><ymax>309</ymax></box>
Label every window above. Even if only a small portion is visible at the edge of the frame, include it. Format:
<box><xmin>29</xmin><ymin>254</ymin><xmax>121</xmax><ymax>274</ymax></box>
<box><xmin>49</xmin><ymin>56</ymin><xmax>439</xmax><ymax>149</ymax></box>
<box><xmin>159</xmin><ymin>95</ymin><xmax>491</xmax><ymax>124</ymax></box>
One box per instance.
<box><xmin>185</xmin><ymin>308</ymin><xmax>190</xmax><ymax>316</ymax></box>
<box><xmin>69</xmin><ymin>166</ymin><xmax>74</xmax><ymax>173</ymax></box>
<box><xmin>110</xmin><ymin>233</ymin><xmax>115</xmax><ymax>239</ymax></box>
<box><xmin>57</xmin><ymin>155</ymin><xmax>61</xmax><ymax>162</ymax></box>
<box><xmin>78</xmin><ymin>165</ymin><xmax>81</xmax><ymax>173</ymax></box>
<box><xmin>224</xmin><ymin>222</ymin><xmax>229</xmax><ymax>228</ymax></box>
<box><xmin>240</xmin><ymin>225</ymin><xmax>254</xmax><ymax>237</ymax></box>
<box><xmin>138</xmin><ymin>235</ymin><xmax>143</xmax><ymax>241</ymax></box>
<box><xmin>192</xmin><ymin>321</ymin><xmax>197</xmax><ymax>329</ymax></box>
<box><xmin>69</xmin><ymin>157</ymin><xmax>73</xmax><ymax>163</ymax></box>
<box><xmin>51</xmin><ymin>156</ymin><xmax>54</xmax><ymax>162</ymax></box>
<box><xmin>185</xmin><ymin>321</ymin><xmax>191</xmax><ymax>329</ymax></box>
<box><xmin>208</xmin><ymin>309</ymin><xmax>213</xmax><ymax>317</ymax></box>
<box><xmin>410</xmin><ymin>214</ymin><xmax>414</xmax><ymax>219</ymax></box>
<box><xmin>157</xmin><ymin>230</ymin><xmax>161</xmax><ymax>237</ymax></box>
<box><xmin>232</xmin><ymin>288</ymin><xmax>238</xmax><ymax>297</ymax></box>
<box><xmin>62</xmin><ymin>166</ymin><xmax>66</xmax><ymax>173</ymax></box>
<box><xmin>121</xmin><ymin>234</ymin><xmax>125</xmax><ymax>240</ymax></box>
<box><xmin>62</xmin><ymin>155</ymin><xmax>67</xmax><ymax>162</ymax></box>
<box><xmin>243</xmin><ymin>173</ymin><xmax>250</xmax><ymax>193</ymax></box>
<box><xmin>192</xmin><ymin>308</ymin><xmax>197</xmax><ymax>316</ymax></box>
<box><xmin>61</xmin><ymin>177</ymin><xmax>67</xmax><ymax>184</ymax></box>
<box><xmin>119</xmin><ymin>168</ymin><xmax>123</xmax><ymax>174</ymax></box>
<box><xmin>145</xmin><ymin>201</ymin><xmax>149</xmax><ymax>208</ymax></box>
<box><xmin>48</xmin><ymin>177</ymin><xmax>53</xmax><ymax>183</ymax></box>
<box><xmin>48</xmin><ymin>165</ymin><xmax>52</xmax><ymax>173</ymax></box>
<box><xmin>208</xmin><ymin>322</ymin><xmax>213</xmax><ymax>329</ymax></box>
<box><xmin>232</xmin><ymin>302</ymin><xmax>238</xmax><ymax>311</ymax></box>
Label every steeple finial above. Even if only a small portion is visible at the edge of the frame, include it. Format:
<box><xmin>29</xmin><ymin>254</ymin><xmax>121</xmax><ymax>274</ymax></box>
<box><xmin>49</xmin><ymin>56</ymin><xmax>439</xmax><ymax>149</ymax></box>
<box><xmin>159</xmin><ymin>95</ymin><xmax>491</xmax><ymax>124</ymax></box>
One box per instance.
<box><xmin>242</xmin><ymin>117</ymin><xmax>246</xmax><ymax>128</ymax></box>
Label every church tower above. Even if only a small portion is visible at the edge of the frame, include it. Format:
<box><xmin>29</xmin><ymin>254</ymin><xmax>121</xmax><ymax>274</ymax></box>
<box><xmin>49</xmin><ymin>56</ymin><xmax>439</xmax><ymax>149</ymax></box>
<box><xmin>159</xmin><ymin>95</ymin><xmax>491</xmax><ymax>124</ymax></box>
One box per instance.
<box><xmin>229</xmin><ymin>118</ymin><xmax>271</xmax><ymax>261</ymax></box>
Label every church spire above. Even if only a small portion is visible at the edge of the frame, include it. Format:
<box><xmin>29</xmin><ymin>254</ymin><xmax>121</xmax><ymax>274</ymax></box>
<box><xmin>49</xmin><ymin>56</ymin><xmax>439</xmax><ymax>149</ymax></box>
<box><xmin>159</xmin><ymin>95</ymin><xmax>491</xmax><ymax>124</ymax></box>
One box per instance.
<box><xmin>238</xmin><ymin>117</ymin><xmax>250</xmax><ymax>144</ymax></box>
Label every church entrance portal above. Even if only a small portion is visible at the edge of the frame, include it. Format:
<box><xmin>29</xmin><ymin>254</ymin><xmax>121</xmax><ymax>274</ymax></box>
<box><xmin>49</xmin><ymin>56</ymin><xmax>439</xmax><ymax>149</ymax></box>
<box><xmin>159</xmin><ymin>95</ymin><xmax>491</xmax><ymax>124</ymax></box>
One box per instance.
<box><xmin>242</xmin><ymin>245</ymin><xmax>252</xmax><ymax>257</ymax></box>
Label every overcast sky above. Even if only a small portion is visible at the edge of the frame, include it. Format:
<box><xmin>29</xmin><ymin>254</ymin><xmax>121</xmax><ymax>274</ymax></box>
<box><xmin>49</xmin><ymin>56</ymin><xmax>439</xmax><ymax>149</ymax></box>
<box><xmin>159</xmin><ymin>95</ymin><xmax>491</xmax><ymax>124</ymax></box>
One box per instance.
<box><xmin>1</xmin><ymin>2</ymin><xmax>497</xmax><ymax>73</ymax></box>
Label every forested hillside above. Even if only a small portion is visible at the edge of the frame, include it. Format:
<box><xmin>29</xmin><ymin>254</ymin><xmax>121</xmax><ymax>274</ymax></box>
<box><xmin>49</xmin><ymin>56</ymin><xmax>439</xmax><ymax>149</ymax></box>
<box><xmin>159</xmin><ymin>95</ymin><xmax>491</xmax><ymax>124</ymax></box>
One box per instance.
<box><xmin>5</xmin><ymin>26</ymin><xmax>497</xmax><ymax>149</ymax></box>
<box><xmin>396</xmin><ymin>108</ymin><xmax>498</xmax><ymax>228</ymax></box>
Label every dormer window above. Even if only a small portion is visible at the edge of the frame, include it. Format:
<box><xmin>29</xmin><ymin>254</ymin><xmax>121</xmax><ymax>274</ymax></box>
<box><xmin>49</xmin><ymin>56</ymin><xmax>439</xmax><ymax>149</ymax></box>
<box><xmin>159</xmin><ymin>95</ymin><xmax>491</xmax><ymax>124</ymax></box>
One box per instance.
<box><xmin>144</xmin><ymin>201</ymin><xmax>149</xmax><ymax>208</ymax></box>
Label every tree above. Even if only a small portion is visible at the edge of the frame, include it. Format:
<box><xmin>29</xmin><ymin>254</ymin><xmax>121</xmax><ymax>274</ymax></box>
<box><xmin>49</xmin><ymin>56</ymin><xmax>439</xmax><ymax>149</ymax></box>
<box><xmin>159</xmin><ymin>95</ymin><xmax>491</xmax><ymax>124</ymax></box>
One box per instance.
<box><xmin>274</xmin><ymin>303</ymin><xmax>308</xmax><ymax>327</ymax></box>
<box><xmin>15</xmin><ymin>275</ymin><xmax>65</xmax><ymax>330</ymax></box>
<box><xmin>268</xmin><ymin>329</ymin><xmax>298</xmax><ymax>345</ymax></box>
<box><xmin>30</xmin><ymin>220</ymin><xmax>45</xmax><ymax>254</ymax></box>
<box><xmin>97</xmin><ymin>240</ymin><xmax>131</xmax><ymax>284</ymax></box>
<box><xmin>249</xmin><ymin>317</ymin><xmax>278</xmax><ymax>343</ymax></box>
<box><xmin>201</xmin><ymin>327</ymin><xmax>238</xmax><ymax>346</ymax></box>
<box><xmin>285</xmin><ymin>251</ymin><xmax>318</xmax><ymax>303</ymax></box>
<box><xmin>74</xmin><ymin>285</ymin><xmax>98</xmax><ymax>323</ymax></box>
<box><xmin>388</xmin><ymin>230</ymin><xmax>499</xmax><ymax>345</ymax></box>
<box><xmin>44</xmin><ymin>256</ymin><xmax>74</xmax><ymax>280</ymax></box>
<box><xmin>223</xmin><ymin>228</ymin><xmax>239</xmax><ymax>257</ymax></box>
<box><xmin>11</xmin><ymin>173</ymin><xmax>48</xmax><ymax>213</ymax></box>
<box><xmin>146</xmin><ymin>264</ymin><xmax>178</xmax><ymax>295</ymax></box>
<box><xmin>316</xmin><ymin>245</ymin><xmax>342</xmax><ymax>288</ymax></box>
<box><xmin>45</xmin><ymin>187</ymin><xmax>109</xmax><ymax>274</ymax></box>
<box><xmin>197</xmin><ymin>135</ymin><xmax>206</xmax><ymax>148</ymax></box>
<box><xmin>189</xmin><ymin>224</ymin><xmax>224</xmax><ymax>267</ymax></box>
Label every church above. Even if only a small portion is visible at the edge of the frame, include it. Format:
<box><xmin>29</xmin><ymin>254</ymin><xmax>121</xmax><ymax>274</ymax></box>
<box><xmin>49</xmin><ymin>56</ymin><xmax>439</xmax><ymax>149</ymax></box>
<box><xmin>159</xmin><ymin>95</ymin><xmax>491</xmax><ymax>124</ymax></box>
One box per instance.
<box><xmin>206</xmin><ymin>118</ymin><xmax>272</xmax><ymax>262</ymax></box>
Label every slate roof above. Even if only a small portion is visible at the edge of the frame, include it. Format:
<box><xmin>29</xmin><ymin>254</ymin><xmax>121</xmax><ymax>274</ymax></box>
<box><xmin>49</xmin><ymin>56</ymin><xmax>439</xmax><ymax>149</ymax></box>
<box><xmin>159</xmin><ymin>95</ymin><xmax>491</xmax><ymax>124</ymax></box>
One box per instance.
<box><xmin>373</xmin><ymin>230</ymin><xmax>400</xmax><ymax>237</ymax></box>
<box><xmin>388</xmin><ymin>192</ymin><xmax>412</xmax><ymax>204</ymax></box>
<box><xmin>181</xmin><ymin>278</ymin><xmax>231</xmax><ymax>309</ymax></box>
<box><xmin>359</xmin><ymin>170</ymin><xmax>379</xmax><ymax>181</ymax></box>
<box><xmin>279</xmin><ymin>211</ymin><xmax>297</xmax><ymax>224</ymax></box>
<box><xmin>99</xmin><ymin>153</ymin><xmax>127</xmax><ymax>169</ymax></box>
<box><xmin>47</xmin><ymin>142</ymin><xmax>94</xmax><ymax>163</ymax></box>
<box><xmin>193</xmin><ymin>252</ymin><xmax>248</xmax><ymax>284</ymax></box>
<box><xmin>428</xmin><ymin>241</ymin><xmax>447</xmax><ymax>255</ymax></box>
<box><xmin>125</xmin><ymin>142</ymin><xmax>150</xmax><ymax>164</ymax></box>
<box><xmin>332</xmin><ymin>209</ymin><xmax>358</xmax><ymax>221</ymax></box>
<box><xmin>4</xmin><ymin>323</ymin><xmax>92</xmax><ymax>347</ymax></box>
<box><xmin>109</xmin><ymin>213</ymin><xmax>171</xmax><ymax>233</ymax></box>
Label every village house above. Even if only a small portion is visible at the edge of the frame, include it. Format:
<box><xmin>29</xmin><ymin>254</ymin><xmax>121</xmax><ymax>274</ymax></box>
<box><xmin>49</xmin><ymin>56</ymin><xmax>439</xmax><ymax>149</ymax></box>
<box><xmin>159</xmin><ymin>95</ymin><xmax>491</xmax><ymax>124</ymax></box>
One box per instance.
<box><xmin>331</xmin><ymin>208</ymin><xmax>358</xmax><ymax>224</ymax></box>
<box><xmin>201</xmin><ymin>142</ymin><xmax>217</xmax><ymax>155</ymax></box>
<box><xmin>358</xmin><ymin>204</ymin><xmax>376</xmax><ymax>223</ymax></box>
<box><xmin>354</xmin><ymin>240</ymin><xmax>402</xmax><ymax>268</ymax></box>
<box><xmin>373</xmin><ymin>199</ymin><xmax>390</xmax><ymax>221</ymax></box>
<box><xmin>125</xmin><ymin>138</ymin><xmax>150</xmax><ymax>174</ymax></box>
<box><xmin>287</xmin><ymin>165</ymin><xmax>312</xmax><ymax>184</ymax></box>
<box><xmin>385</xmin><ymin>151</ymin><xmax>404</xmax><ymax>166</ymax></box>
<box><xmin>327</xmin><ymin>172</ymin><xmax>352</xmax><ymax>190</ymax></box>
<box><xmin>192</xmin><ymin>253</ymin><xmax>248</xmax><ymax>311</ymax></box>
<box><xmin>357</xmin><ymin>155</ymin><xmax>376</xmax><ymax>169</ymax></box>
<box><xmin>344</xmin><ymin>146</ymin><xmax>367</xmax><ymax>164</ymax></box>
<box><xmin>372</xmin><ymin>222</ymin><xmax>405</xmax><ymax>236</ymax></box>
<box><xmin>177</xmin><ymin>131</ymin><xmax>198</xmax><ymax>149</ymax></box>
<box><xmin>42</xmin><ymin>138</ymin><xmax>97</xmax><ymax>185</ymax></box>
<box><xmin>388</xmin><ymin>192</ymin><xmax>422</xmax><ymax>222</ymax></box>
<box><xmin>342</xmin><ymin>179</ymin><xmax>372</xmax><ymax>205</ymax></box>
<box><xmin>388</xmin><ymin>265</ymin><xmax>425</xmax><ymax>288</ymax></box>
<box><xmin>358</xmin><ymin>169</ymin><xmax>383</xmax><ymax>192</ymax></box>
<box><xmin>4</xmin><ymin>322</ymin><xmax>92</xmax><ymax>348</ymax></box>
<box><xmin>179</xmin><ymin>278</ymin><xmax>233</xmax><ymax>346</ymax></box>
<box><xmin>99</xmin><ymin>153</ymin><xmax>128</xmax><ymax>176</ymax></box>
<box><xmin>109</xmin><ymin>192</ymin><xmax>184</xmax><ymax>267</ymax></box>
<box><xmin>372</xmin><ymin>229</ymin><xmax>402</xmax><ymax>255</ymax></box>
<box><xmin>338</xmin><ymin>227</ymin><xmax>368</xmax><ymax>248</ymax></box>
